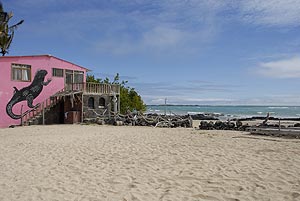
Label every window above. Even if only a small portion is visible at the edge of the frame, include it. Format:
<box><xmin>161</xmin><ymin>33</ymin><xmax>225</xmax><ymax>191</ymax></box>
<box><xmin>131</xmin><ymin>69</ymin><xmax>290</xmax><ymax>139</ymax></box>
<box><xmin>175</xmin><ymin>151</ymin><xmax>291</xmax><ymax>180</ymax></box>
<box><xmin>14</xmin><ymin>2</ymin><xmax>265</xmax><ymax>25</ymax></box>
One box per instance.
<box><xmin>88</xmin><ymin>97</ymin><xmax>95</xmax><ymax>109</ymax></box>
<box><xmin>65</xmin><ymin>70</ymin><xmax>84</xmax><ymax>84</ymax></box>
<box><xmin>65</xmin><ymin>70</ymin><xmax>73</xmax><ymax>84</ymax></box>
<box><xmin>11</xmin><ymin>63</ymin><xmax>31</xmax><ymax>82</ymax></box>
<box><xmin>74</xmin><ymin>71</ymin><xmax>84</xmax><ymax>83</ymax></box>
<box><xmin>99</xmin><ymin>97</ymin><xmax>105</xmax><ymax>108</ymax></box>
<box><xmin>52</xmin><ymin>68</ymin><xmax>64</xmax><ymax>77</ymax></box>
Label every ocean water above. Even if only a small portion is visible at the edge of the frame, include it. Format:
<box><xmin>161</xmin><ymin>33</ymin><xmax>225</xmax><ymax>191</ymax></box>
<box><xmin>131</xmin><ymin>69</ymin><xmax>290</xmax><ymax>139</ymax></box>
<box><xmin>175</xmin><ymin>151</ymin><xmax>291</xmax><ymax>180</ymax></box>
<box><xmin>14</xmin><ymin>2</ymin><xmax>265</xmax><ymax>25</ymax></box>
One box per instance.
<box><xmin>146</xmin><ymin>105</ymin><xmax>300</xmax><ymax>119</ymax></box>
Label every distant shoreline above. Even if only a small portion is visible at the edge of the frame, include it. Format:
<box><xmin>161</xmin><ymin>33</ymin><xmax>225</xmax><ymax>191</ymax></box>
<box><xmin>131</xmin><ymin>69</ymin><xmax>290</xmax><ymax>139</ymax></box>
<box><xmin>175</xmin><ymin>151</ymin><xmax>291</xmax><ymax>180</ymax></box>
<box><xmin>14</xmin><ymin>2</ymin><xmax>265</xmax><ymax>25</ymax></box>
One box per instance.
<box><xmin>145</xmin><ymin>113</ymin><xmax>300</xmax><ymax>122</ymax></box>
<box><xmin>146</xmin><ymin>104</ymin><xmax>300</xmax><ymax>107</ymax></box>
<box><xmin>146</xmin><ymin>105</ymin><xmax>300</xmax><ymax>119</ymax></box>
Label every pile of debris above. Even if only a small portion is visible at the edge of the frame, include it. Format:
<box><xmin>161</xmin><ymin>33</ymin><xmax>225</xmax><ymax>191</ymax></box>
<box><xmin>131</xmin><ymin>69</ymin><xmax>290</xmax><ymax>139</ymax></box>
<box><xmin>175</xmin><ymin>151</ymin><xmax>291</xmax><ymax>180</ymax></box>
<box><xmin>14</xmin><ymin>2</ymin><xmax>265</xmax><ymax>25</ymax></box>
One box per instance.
<box><xmin>86</xmin><ymin>113</ymin><xmax>194</xmax><ymax>128</ymax></box>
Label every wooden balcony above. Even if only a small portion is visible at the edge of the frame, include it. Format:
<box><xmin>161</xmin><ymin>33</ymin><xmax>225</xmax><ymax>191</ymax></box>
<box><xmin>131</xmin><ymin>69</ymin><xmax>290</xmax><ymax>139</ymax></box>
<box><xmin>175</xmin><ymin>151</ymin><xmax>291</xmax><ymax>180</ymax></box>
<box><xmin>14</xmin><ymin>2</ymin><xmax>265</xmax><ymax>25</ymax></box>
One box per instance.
<box><xmin>65</xmin><ymin>82</ymin><xmax>120</xmax><ymax>95</ymax></box>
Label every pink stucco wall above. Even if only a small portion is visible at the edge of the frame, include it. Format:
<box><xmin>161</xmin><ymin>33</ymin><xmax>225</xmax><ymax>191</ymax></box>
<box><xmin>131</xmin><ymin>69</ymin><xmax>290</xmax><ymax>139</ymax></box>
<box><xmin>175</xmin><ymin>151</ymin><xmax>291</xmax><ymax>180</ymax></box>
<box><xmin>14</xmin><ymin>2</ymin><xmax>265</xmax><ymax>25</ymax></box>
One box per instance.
<box><xmin>0</xmin><ymin>55</ymin><xmax>87</xmax><ymax>128</ymax></box>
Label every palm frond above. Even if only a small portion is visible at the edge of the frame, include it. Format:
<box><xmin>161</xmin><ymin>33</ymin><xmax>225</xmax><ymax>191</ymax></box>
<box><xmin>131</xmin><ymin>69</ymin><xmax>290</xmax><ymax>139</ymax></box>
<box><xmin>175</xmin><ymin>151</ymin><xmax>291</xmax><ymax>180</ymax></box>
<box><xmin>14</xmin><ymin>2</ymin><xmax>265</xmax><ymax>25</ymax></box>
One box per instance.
<box><xmin>0</xmin><ymin>2</ymin><xmax>23</xmax><ymax>56</ymax></box>
<box><xmin>8</xmin><ymin>20</ymin><xmax>24</xmax><ymax>31</ymax></box>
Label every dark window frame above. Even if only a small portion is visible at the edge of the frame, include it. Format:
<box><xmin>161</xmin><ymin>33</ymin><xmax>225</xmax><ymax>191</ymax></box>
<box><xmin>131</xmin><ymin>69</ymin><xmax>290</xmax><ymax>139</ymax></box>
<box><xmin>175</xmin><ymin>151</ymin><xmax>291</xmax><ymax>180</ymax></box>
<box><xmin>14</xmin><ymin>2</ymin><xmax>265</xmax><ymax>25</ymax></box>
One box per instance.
<box><xmin>65</xmin><ymin>70</ymin><xmax>84</xmax><ymax>84</ymax></box>
<box><xmin>11</xmin><ymin>63</ymin><xmax>32</xmax><ymax>82</ymax></box>
<box><xmin>88</xmin><ymin>97</ymin><xmax>95</xmax><ymax>109</ymax></box>
<box><xmin>52</xmin><ymin>68</ymin><xmax>64</xmax><ymax>77</ymax></box>
<box><xmin>99</xmin><ymin>97</ymin><xmax>106</xmax><ymax>108</ymax></box>
<box><xmin>74</xmin><ymin>70</ymin><xmax>84</xmax><ymax>83</ymax></box>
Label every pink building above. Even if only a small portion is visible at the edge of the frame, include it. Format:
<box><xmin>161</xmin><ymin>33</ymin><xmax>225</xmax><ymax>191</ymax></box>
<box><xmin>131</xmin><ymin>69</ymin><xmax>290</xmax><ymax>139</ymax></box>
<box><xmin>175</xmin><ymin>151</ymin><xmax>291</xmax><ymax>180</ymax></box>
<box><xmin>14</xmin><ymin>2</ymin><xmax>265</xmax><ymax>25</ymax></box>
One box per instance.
<box><xmin>0</xmin><ymin>55</ymin><xmax>120</xmax><ymax>128</ymax></box>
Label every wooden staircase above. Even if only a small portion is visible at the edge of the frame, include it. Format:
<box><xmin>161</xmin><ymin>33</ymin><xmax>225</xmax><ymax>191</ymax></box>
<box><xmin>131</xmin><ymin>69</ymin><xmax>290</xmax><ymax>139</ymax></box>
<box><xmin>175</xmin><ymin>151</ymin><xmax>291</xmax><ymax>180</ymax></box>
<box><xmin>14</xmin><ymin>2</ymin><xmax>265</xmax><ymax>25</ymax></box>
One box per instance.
<box><xmin>21</xmin><ymin>82</ymin><xmax>121</xmax><ymax>126</ymax></box>
<box><xmin>22</xmin><ymin>89</ymin><xmax>64</xmax><ymax>126</ymax></box>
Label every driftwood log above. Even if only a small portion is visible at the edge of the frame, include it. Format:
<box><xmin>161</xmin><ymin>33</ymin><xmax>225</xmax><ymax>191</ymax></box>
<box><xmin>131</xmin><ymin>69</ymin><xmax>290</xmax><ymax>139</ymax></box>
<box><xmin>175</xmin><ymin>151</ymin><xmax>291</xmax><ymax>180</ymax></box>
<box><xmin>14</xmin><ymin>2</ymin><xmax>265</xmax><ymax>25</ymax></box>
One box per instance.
<box><xmin>198</xmin><ymin>117</ymin><xmax>300</xmax><ymax>138</ymax></box>
<box><xmin>86</xmin><ymin>112</ymin><xmax>194</xmax><ymax>128</ymax></box>
<box><xmin>111</xmin><ymin>113</ymin><xmax>193</xmax><ymax>128</ymax></box>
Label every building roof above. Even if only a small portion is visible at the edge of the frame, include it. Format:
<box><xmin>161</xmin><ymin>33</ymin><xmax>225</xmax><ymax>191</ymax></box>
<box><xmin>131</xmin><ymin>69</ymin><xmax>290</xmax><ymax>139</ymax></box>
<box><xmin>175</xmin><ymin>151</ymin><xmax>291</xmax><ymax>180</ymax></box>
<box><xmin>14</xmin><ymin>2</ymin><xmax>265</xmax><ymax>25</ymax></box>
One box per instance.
<box><xmin>1</xmin><ymin>54</ymin><xmax>91</xmax><ymax>71</ymax></box>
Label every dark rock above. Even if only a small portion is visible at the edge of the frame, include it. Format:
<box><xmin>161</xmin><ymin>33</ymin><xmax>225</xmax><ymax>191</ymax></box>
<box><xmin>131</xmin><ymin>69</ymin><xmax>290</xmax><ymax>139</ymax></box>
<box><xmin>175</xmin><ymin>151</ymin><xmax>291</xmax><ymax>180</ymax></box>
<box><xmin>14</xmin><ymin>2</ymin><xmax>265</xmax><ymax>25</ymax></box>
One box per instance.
<box><xmin>189</xmin><ymin>114</ymin><xmax>218</xmax><ymax>120</ymax></box>
<box><xmin>294</xmin><ymin>123</ymin><xmax>300</xmax><ymax>127</ymax></box>
<box><xmin>214</xmin><ymin>120</ymin><xmax>224</xmax><ymax>130</ymax></box>
<box><xmin>199</xmin><ymin>121</ymin><xmax>209</xmax><ymax>129</ymax></box>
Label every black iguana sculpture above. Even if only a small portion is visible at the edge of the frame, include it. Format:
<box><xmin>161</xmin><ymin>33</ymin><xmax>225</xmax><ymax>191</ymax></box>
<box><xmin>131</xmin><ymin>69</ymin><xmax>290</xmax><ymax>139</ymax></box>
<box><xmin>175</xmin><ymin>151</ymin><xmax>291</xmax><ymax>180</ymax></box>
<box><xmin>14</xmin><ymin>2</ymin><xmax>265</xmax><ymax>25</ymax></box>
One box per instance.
<box><xmin>6</xmin><ymin>69</ymin><xmax>52</xmax><ymax>119</ymax></box>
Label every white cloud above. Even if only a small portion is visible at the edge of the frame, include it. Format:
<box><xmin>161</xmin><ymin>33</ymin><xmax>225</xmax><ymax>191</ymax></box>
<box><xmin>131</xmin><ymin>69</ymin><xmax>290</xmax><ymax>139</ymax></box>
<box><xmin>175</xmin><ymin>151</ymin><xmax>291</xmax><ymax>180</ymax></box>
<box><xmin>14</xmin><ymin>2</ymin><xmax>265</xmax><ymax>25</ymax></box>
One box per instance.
<box><xmin>132</xmin><ymin>79</ymin><xmax>239</xmax><ymax>105</ymax></box>
<box><xmin>257</xmin><ymin>57</ymin><xmax>300</xmax><ymax>78</ymax></box>
<box><xmin>142</xmin><ymin>26</ymin><xmax>184</xmax><ymax>49</ymax></box>
<box><xmin>8</xmin><ymin>0</ymin><xmax>300</xmax><ymax>56</ymax></box>
<box><xmin>143</xmin><ymin>95</ymin><xmax>236</xmax><ymax>105</ymax></box>
<box><xmin>144</xmin><ymin>94</ymin><xmax>300</xmax><ymax>106</ymax></box>
<box><xmin>239</xmin><ymin>0</ymin><xmax>300</xmax><ymax>26</ymax></box>
<box><xmin>71</xmin><ymin>1</ymin><xmax>300</xmax><ymax>55</ymax></box>
<box><xmin>234</xmin><ymin>94</ymin><xmax>300</xmax><ymax>106</ymax></box>
<box><xmin>95</xmin><ymin>26</ymin><xmax>187</xmax><ymax>55</ymax></box>
<box><xmin>9</xmin><ymin>0</ymin><xmax>224</xmax><ymax>55</ymax></box>
<box><xmin>91</xmin><ymin>0</ymin><xmax>225</xmax><ymax>55</ymax></box>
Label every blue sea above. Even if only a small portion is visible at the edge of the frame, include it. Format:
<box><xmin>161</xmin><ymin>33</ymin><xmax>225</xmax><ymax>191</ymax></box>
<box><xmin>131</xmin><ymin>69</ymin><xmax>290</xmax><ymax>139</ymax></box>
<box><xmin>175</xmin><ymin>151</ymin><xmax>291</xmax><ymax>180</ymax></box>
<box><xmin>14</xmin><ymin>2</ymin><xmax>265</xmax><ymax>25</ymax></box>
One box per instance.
<box><xmin>146</xmin><ymin>105</ymin><xmax>300</xmax><ymax>119</ymax></box>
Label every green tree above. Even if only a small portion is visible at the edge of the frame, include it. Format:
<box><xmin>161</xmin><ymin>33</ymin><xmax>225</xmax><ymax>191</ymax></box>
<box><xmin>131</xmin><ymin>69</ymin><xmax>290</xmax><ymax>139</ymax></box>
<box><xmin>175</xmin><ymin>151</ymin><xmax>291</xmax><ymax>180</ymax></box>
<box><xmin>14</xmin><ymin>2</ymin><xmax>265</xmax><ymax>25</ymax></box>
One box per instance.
<box><xmin>86</xmin><ymin>73</ymin><xmax>146</xmax><ymax>114</ymax></box>
<box><xmin>0</xmin><ymin>2</ymin><xmax>24</xmax><ymax>56</ymax></box>
<box><xmin>86</xmin><ymin>74</ymin><xmax>102</xmax><ymax>83</ymax></box>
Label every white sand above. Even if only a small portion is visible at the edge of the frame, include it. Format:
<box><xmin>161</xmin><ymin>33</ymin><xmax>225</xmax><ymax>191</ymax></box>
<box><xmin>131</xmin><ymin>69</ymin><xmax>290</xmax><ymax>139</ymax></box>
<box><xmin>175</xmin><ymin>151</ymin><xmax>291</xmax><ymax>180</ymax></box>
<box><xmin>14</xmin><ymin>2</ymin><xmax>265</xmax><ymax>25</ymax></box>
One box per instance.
<box><xmin>0</xmin><ymin>125</ymin><xmax>299</xmax><ymax>201</ymax></box>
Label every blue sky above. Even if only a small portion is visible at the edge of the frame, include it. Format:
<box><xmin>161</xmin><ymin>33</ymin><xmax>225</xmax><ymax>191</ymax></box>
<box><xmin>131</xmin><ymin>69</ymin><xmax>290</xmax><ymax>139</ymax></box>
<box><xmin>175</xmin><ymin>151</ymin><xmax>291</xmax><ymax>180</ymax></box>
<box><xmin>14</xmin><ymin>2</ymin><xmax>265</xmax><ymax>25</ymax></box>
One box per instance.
<box><xmin>3</xmin><ymin>0</ymin><xmax>300</xmax><ymax>105</ymax></box>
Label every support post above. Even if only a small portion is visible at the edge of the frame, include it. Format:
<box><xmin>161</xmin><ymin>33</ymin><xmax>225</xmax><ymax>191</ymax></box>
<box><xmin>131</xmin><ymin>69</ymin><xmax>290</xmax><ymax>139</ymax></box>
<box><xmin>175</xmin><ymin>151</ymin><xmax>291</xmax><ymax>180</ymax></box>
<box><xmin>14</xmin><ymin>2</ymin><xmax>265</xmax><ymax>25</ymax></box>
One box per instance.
<box><xmin>164</xmin><ymin>98</ymin><xmax>167</xmax><ymax>116</ymax></box>
<box><xmin>113</xmin><ymin>92</ymin><xmax>117</xmax><ymax>116</ymax></box>
<box><xmin>42</xmin><ymin>102</ymin><xmax>45</xmax><ymax>125</ymax></box>
<box><xmin>20</xmin><ymin>105</ymin><xmax>23</xmax><ymax>126</ymax></box>
<box><xmin>108</xmin><ymin>101</ymin><xmax>111</xmax><ymax>119</ymax></box>
<box><xmin>118</xmin><ymin>94</ymin><xmax>120</xmax><ymax>114</ymax></box>
<box><xmin>81</xmin><ymin>93</ymin><xmax>84</xmax><ymax>123</ymax></box>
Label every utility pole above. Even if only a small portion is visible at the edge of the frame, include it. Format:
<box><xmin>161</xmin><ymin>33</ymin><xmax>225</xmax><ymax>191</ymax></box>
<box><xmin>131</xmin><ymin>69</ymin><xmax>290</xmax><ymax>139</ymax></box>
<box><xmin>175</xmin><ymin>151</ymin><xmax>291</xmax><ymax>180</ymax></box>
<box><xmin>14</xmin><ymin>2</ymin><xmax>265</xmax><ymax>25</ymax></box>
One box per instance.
<box><xmin>164</xmin><ymin>98</ymin><xmax>167</xmax><ymax>116</ymax></box>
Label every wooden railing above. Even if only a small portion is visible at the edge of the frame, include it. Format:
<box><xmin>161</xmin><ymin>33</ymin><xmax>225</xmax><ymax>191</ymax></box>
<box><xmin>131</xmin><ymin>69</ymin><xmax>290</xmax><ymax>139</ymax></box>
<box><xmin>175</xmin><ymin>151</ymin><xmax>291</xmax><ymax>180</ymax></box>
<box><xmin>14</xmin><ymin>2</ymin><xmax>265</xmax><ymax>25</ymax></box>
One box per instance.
<box><xmin>22</xmin><ymin>88</ymin><xmax>65</xmax><ymax>125</ymax></box>
<box><xmin>21</xmin><ymin>83</ymin><xmax>120</xmax><ymax>125</ymax></box>
<box><xmin>65</xmin><ymin>82</ymin><xmax>120</xmax><ymax>95</ymax></box>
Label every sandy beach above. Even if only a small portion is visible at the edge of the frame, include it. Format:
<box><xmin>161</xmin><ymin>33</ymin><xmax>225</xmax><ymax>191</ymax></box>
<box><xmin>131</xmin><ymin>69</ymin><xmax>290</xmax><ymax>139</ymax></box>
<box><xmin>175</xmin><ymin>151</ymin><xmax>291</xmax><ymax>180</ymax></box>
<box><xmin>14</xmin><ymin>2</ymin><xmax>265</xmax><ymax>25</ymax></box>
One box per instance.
<box><xmin>0</xmin><ymin>125</ymin><xmax>299</xmax><ymax>201</ymax></box>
